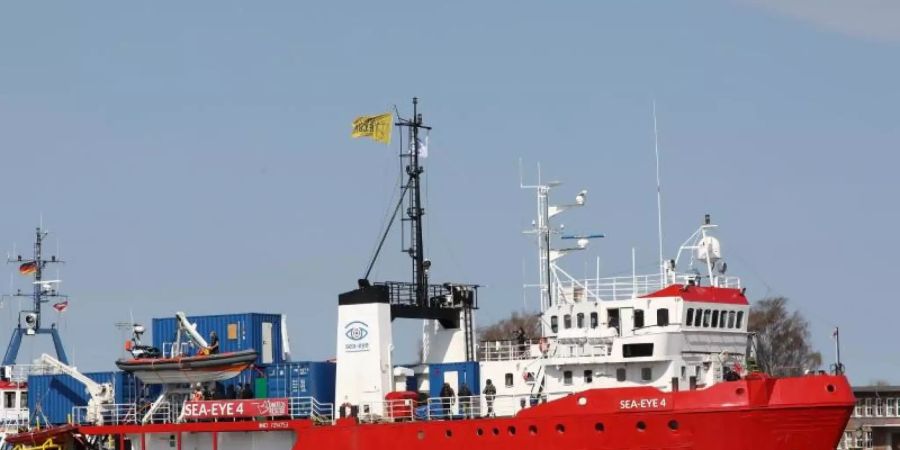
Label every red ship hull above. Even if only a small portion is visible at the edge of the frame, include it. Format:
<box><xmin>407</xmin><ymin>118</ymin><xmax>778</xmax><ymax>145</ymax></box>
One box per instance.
<box><xmin>79</xmin><ymin>373</ymin><xmax>852</xmax><ymax>450</ymax></box>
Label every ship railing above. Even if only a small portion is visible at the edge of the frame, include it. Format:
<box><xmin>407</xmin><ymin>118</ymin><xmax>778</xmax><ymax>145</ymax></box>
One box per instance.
<box><xmin>425</xmin><ymin>392</ymin><xmax>571</xmax><ymax>420</ymax></box>
<box><xmin>477</xmin><ymin>340</ymin><xmax>540</xmax><ymax>361</ymax></box>
<box><xmin>0</xmin><ymin>410</ymin><xmax>29</xmax><ymax>430</ymax></box>
<box><xmin>289</xmin><ymin>397</ymin><xmax>335</xmax><ymax>424</ymax></box>
<box><xmin>557</xmin><ymin>273</ymin><xmax>742</xmax><ymax>302</ymax></box>
<box><xmin>377</xmin><ymin>281</ymin><xmax>480</xmax><ymax>310</ymax></box>
<box><xmin>478</xmin><ymin>338</ymin><xmax>613</xmax><ymax>361</ymax></box>
<box><xmin>551</xmin><ymin>338</ymin><xmax>613</xmax><ymax>359</ymax></box>
<box><xmin>72</xmin><ymin>402</ymin><xmax>151</xmax><ymax>426</ymax></box>
<box><xmin>161</xmin><ymin>341</ymin><xmax>198</xmax><ymax>359</ymax></box>
<box><xmin>73</xmin><ymin>398</ymin><xmax>333</xmax><ymax>426</ymax></box>
<box><xmin>354</xmin><ymin>399</ymin><xmax>418</xmax><ymax>424</ymax></box>
<box><xmin>7</xmin><ymin>364</ymin><xmax>64</xmax><ymax>382</ymax></box>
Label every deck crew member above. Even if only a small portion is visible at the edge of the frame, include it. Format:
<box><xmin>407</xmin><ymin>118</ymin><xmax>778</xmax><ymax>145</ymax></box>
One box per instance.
<box><xmin>191</xmin><ymin>384</ymin><xmax>204</xmax><ymax>402</ymax></box>
<box><xmin>458</xmin><ymin>383</ymin><xmax>473</xmax><ymax>418</ymax></box>
<box><xmin>439</xmin><ymin>382</ymin><xmax>455</xmax><ymax>418</ymax></box>
<box><xmin>208</xmin><ymin>331</ymin><xmax>220</xmax><ymax>354</ymax></box>
<box><xmin>515</xmin><ymin>327</ymin><xmax>527</xmax><ymax>357</ymax></box>
<box><xmin>483</xmin><ymin>379</ymin><xmax>496</xmax><ymax>417</ymax></box>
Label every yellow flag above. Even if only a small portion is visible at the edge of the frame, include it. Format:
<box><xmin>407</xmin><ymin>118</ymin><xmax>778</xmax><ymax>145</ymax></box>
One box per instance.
<box><xmin>351</xmin><ymin>113</ymin><xmax>393</xmax><ymax>144</ymax></box>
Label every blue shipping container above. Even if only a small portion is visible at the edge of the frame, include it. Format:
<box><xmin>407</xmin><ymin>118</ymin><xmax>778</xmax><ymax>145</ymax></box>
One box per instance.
<box><xmin>27</xmin><ymin>371</ymin><xmax>149</xmax><ymax>425</ymax></box>
<box><xmin>152</xmin><ymin>313</ymin><xmax>285</xmax><ymax>366</ymax></box>
<box><xmin>264</xmin><ymin>361</ymin><xmax>335</xmax><ymax>404</ymax></box>
<box><xmin>428</xmin><ymin>361</ymin><xmax>480</xmax><ymax>398</ymax></box>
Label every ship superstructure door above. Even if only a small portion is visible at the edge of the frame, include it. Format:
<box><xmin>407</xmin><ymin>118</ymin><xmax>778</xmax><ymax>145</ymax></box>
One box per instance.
<box><xmin>261</xmin><ymin>322</ymin><xmax>274</xmax><ymax>364</ymax></box>
<box><xmin>619</xmin><ymin>307</ymin><xmax>634</xmax><ymax>337</ymax></box>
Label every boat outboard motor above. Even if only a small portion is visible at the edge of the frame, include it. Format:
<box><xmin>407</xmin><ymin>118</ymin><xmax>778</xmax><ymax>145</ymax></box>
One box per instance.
<box><xmin>127</xmin><ymin>324</ymin><xmax>163</xmax><ymax>359</ymax></box>
<box><xmin>130</xmin><ymin>344</ymin><xmax>162</xmax><ymax>359</ymax></box>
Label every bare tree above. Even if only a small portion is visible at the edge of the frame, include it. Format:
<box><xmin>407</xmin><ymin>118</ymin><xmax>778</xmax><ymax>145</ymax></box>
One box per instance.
<box><xmin>749</xmin><ymin>297</ymin><xmax>822</xmax><ymax>377</ymax></box>
<box><xmin>478</xmin><ymin>311</ymin><xmax>541</xmax><ymax>342</ymax></box>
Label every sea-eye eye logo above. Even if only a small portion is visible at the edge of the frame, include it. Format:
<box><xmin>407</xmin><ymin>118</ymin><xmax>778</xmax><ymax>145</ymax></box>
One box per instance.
<box><xmin>343</xmin><ymin>321</ymin><xmax>371</xmax><ymax>353</ymax></box>
<box><xmin>345</xmin><ymin>321</ymin><xmax>369</xmax><ymax>341</ymax></box>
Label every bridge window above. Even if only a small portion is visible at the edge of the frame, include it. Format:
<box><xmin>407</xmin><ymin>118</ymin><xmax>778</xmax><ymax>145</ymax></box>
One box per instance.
<box><xmin>634</xmin><ymin>310</ymin><xmax>645</xmax><ymax>328</ymax></box>
<box><xmin>719</xmin><ymin>310</ymin><xmax>727</xmax><ymax>328</ymax></box>
<box><xmin>584</xmin><ymin>370</ymin><xmax>593</xmax><ymax>383</ymax></box>
<box><xmin>623</xmin><ymin>343</ymin><xmax>654</xmax><ymax>358</ymax></box>
<box><xmin>505</xmin><ymin>373</ymin><xmax>514</xmax><ymax>388</ymax></box>
<box><xmin>736</xmin><ymin>311</ymin><xmax>744</xmax><ymax>328</ymax></box>
<box><xmin>693</xmin><ymin>310</ymin><xmax>703</xmax><ymax>327</ymax></box>
<box><xmin>727</xmin><ymin>311</ymin><xmax>735</xmax><ymax>328</ymax></box>
<box><xmin>551</xmin><ymin>316</ymin><xmax>559</xmax><ymax>333</ymax></box>
<box><xmin>576</xmin><ymin>313</ymin><xmax>585</xmax><ymax>329</ymax></box>
<box><xmin>616</xmin><ymin>368</ymin><xmax>626</xmax><ymax>382</ymax></box>
<box><xmin>590</xmin><ymin>312</ymin><xmax>599</xmax><ymax>329</ymax></box>
<box><xmin>563</xmin><ymin>371</ymin><xmax>573</xmax><ymax>385</ymax></box>
<box><xmin>563</xmin><ymin>314</ymin><xmax>572</xmax><ymax>329</ymax></box>
<box><xmin>686</xmin><ymin>308</ymin><xmax>694</xmax><ymax>326</ymax></box>
<box><xmin>702</xmin><ymin>310</ymin><xmax>711</xmax><ymax>327</ymax></box>
<box><xmin>657</xmin><ymin>308</ymin><xmax>669</xmax><ymax>326</ymax></box>
<box><xmin>641</xmin><ymin>367</ymin><xmax>652</xmax><ymax>381</ymax></box>
<box><xmin>711</xmin><ymin>310</ymin><xmax>719</xmax><ymax>328</ymax></box>
<box><xmin>4</xmin><ymin>392</ymin><xmax>14</xmax><ymax>408</ymax></box>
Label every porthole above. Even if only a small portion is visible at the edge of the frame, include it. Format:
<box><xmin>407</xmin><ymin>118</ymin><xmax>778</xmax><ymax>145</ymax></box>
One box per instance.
<box><xmin>668</xmin><ymin>420</ymin><xmax>679</xmax><ymax>431</ymax></box>
<box><xmin>445</xmin><ymin>429</ymin><xmax>453</xmax><ymax>438</ymax></box>
<box><xmin>578</xmin><ymin>397</ymin><xmax>587</xmax><ymax>406</ymax></box>
<box><xmin>492</xmin><ymin>427</ymin><xmax>500</xmax><ymax>436</ymax></box>
<box><xmin>636</xmin><ymin>421</ymin><xmax>646</xmax><ymax>431</ymax></box>
<box><xmin>594</xmin><ymin>422</ymin><xmax>605</xmax><ymax>432</ymax></box>
<box><xmin>417</xmin><ymin>430</ymin><xmax>425</xmax><ymax>440</ymax></box>
<box><xmin>508</xmin><ymin>426</ymin><xmax>516</xmax><ymax>436</ymax></box>
<box><xmin>735</xmin><ymin>387</ymin><xmax>745</xmax><ymax>396</ymax></box>
<box><xmin>529</xmin><ymin>425</ymin><xmax>538</xmax><ymax>435</ymax></box>
<box><xmin>827</xmin><ymin>384</ymin><xmax>836</xmax><ymax>393</ymax></box>
<box><xmin>476</xmin><ymin>428</ymin><xmax>484</xmax><ymax>436</ymax></box>
<box><xmin>556</xmin><ymin>424</ymin><xmax>566</xmax><ymax>434</ymax></box>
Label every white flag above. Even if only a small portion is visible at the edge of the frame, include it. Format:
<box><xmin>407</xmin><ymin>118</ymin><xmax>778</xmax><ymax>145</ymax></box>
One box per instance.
<box><xmin>411</xmin><ymin>132</ymin><xmax>429</xmax><ymax>158</ymax></box>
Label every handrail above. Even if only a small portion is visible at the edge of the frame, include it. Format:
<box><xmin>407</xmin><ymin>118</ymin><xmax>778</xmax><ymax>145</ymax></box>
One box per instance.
<box><xmin>477</xmin><ymin>339</ymin><xmax>540</xmax><ymax>361</ymax></box>
<box><xmin>478</xmin><ymin>337</ymin><xmax>612</xmax><ymax>361</ymax></box>
<box><xmin>72</xmin><ymin>396</ymin><xmax>336</xmax><ymax>426</ymax></box>
<box><xmin>556</xmin><ymin>273</ymin><xmax>741</xmax><ymax>302</ymax></box>
<box><xmin>425</xmin><ymin>392</ymin><xmax>571</xmax><ymax>420</ymax></box>
<box><xmin>70</xmin><ymin>392</ymin><xmax>575</xmax><ymax>426</ymax></box>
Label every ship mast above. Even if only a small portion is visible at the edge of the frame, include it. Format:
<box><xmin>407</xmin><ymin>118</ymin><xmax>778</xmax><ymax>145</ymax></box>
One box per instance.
<box><xmin>3</xmin><ymin>226</ymin><xmax>69</xmax><ymax>365</ymax></box>
<box><xmin>347</xmin><ymin>99</ymin><xmax>480</xmax><ymax>365</ymax></box>
<box><xmin>396</xmin><ymin>97</ymin><xmax>431</xmax><ymax>306</ymax></box>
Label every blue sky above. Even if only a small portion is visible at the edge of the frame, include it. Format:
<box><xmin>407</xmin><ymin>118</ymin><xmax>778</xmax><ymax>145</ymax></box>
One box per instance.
<box><xmin>0</xmin><ymin>1</ymin><xmax>897</xmax><ymax>384</ymax></box>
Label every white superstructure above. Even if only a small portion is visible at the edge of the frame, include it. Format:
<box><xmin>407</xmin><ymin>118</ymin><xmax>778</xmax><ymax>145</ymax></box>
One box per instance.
<box><xmin>416</xmin><ymin>175</ymin><xmax>751</xmax><ymax>412</ymax></box>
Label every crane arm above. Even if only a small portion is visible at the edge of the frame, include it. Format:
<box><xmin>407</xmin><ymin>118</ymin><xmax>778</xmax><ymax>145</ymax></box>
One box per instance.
<box><xmin>39</xmin><ymin>353</ymin><xmax>110</xmax><ymax>401</ymax></box>
<box><xmin>176</xmin><ymin>311</ymin><xmax>209</xmax><ymax>349</ymax></box>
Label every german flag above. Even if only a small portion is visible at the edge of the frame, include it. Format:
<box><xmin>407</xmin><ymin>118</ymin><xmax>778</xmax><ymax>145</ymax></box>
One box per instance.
<box><xmin>19</xmin><ymin>261</ymin><xmax>37</xmax><ymax>275</ymax></box>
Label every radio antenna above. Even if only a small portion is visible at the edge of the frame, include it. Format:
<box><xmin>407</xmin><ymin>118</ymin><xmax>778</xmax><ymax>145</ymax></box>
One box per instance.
<box><xmin>653</xmin><ymin>100</ymin><xmax>664</xmax><ymax>281</ymax></box>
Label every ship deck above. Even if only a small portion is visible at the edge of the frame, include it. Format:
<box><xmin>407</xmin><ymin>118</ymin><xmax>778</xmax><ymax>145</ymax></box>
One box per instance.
<box><xmin>70</xmin><ymin>373</ymin><xmax>855</xmax><ymax>450</ymax></box>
